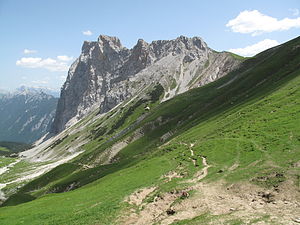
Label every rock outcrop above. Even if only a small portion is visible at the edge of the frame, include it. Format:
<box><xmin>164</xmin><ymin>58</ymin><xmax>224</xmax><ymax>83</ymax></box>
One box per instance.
<box><xmin>51</xmin><ymin>35</ymin><xmax>241</xmax><ymax>134</ymax></box>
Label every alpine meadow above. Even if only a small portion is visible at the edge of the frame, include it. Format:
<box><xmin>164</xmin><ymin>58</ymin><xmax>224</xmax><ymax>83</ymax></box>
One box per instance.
<box><xmin>0</xmin><ymin>1</ymin><xmax>299</xmax><ymax>224</ymax></box>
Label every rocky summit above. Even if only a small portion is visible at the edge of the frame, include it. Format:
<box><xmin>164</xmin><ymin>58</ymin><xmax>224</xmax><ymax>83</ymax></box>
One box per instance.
<box><xmin>51</xmin><ymin>35</ymin><xmax>240</xmax><ymax>133</ymax></box>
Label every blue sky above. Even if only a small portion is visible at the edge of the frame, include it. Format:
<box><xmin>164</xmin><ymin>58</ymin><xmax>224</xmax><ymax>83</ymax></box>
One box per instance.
<box><xmin>0</xmin><ymin>0</ymin><xmax>299</xmax><ymax>91</ymax></box>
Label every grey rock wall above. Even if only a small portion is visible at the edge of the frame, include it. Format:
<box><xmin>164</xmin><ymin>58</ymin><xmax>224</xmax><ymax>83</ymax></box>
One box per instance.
<box><xmin>51</xmin><ymin>35</ymin><xmax>241</xmax><ymax>134</ymax></box>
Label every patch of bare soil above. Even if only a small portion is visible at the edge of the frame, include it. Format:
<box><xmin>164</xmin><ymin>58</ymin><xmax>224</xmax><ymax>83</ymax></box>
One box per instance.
<box><xmin>161</xmin><ymin>171</ymin><xmax>183</xmax><ymax>182</ymax></box>
<box><xmin>119</xmin><ymin>152</ymin><xmax>300</xmax><ymax>225</ymax></box>
<box><xmin>161</xmin><ymin>180</ymin><xmax>300</xmax><ymax>225</ymax></box>
<box><xmin>119</xmin><ymin>143</ymin><xmax>299</xmax><ymax>224</ymax></box>
<box><xmin>120</xmin><ymin>179</ymin><xmax>300</xmax><ymax>225</ymax></box>
<box><xmin>118</xmin><ymin>151</ymin><xmax>209</xmax><ymax>225</ymax></box>
<box><xmin>187</xmin><ymin>156</ymin><xmax>211</xmax><ymax>183</ymax></box>
<box><xmin>126</xmin><ymin>186</ymin><xmax>157</xmax><ymax>206</ymax></box>
<box><xmin>120</xmin><ymin>187</ymin><xmax>189</xmax><ymax>225</ymax></box>
<box><xmin>228</xmin><ymin>162</ymin><xmax>239</xmax><ymax>171</ymax></box>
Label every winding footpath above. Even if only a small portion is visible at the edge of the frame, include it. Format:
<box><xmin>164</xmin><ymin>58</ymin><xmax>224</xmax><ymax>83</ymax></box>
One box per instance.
<box><xmin>186</xmin><ymin>142</ymin><xmax>211</xmax><ymax>183</ymax></box>
<box><xmin>197</xmin><ymin>156</ymin><xmax>210</xmax><ymax>180</ymax></box>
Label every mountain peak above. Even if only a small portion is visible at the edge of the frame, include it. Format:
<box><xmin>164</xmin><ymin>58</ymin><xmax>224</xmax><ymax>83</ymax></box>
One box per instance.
<box><xmin>52</xmin><ymin>35</ymin><xmax>240</xmax><ymax>133</ymax></box>
<box><xmin>132</xmin><ymin>38</ymin><xmax>149</xmax><ymax>53</ymax></box>
<box><xmin>98</xmin><ymin>34</ymin><xmax>123</xmax><ymax>49</ymax></box>
<box><xmin>14</xmin><ymin>86</ymin><xmax>59</xmax><ymax>98</ymax></box>
<box><xmin>177</xmin><ymin>35</ymin><xmax>189</xmax><ymax>41</ymax></box>
<box><xmin>136</xmin><ymin>38</ymin><xmax>148</xmax><ymax>46</ymax></box>
<box><xmin>173</xmin><ymin>35</ymin><xmax>207</xmax><ymax>51</ymax></box>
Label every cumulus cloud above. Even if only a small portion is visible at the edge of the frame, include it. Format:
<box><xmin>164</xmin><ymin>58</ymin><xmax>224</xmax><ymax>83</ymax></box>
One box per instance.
<box><xmin>290</xmin><ymin>8</ymin><xmax>299</xmax><ymax>16</ymax></box>
<box><xmin>228</xmin><ymin>39</ymin><xmax>280</xmax><ymax>57</ymax></box>
<box><xmin>57</xmin><ymin>55</ymin><xmax>73</xmax><ymax>61</ymax></box>
<box><xmin>31</xmin><ymin>80</ymin><xmax>49</xmax><ymax>84</ymax></box>
<box><xmin>23</xmin><ymin>49</ymin><xmax>37</xmax><ymax>54</ymax></box>
<box><xmin>226</xmin><ymin>10</ymin><xmax>300</xmax><ymax>36</ymax></box>
<box><xmin>59</xmin><ymin>75</ymin><xmax>67</xmax><ymax>80</ymax></box>
<box><xmin>16</xmin><ymin>56</ymin><xmax>73</xmax><ymax>72</ymax></box>
<box><xmin>83</xmin><ymin>30</ymin><xmax>93</xmax><ymax>36</ymax></box>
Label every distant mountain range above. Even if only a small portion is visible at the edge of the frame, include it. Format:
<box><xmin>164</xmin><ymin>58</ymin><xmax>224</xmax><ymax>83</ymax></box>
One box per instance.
<box><xmin>0</xmin><ymin>89</ymin><xmax>8</xmax><ymax>97</ymax></box>
<box><xmin>0</xmin><ymin>87</ymin><xmax>58</xmax><ymax>143</ymax></box>
<box><xmin>16</xmin><ymin>86</ymin><xmax>60</xmax><ymax>98</ymax></box>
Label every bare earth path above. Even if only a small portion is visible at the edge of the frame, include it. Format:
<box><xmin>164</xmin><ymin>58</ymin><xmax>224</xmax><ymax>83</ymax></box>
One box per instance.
<box><xmin>119</xmin><ymin>142</ymin><xmax>300</xmax><ymax>225</ymax></box>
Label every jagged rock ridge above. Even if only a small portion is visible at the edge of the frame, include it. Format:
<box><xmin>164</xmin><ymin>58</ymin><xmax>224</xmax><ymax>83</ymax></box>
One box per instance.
<box><xmin>51</xmin><ymin>35</ymin><xmax>241</xmax><ymax>133</ymax></box>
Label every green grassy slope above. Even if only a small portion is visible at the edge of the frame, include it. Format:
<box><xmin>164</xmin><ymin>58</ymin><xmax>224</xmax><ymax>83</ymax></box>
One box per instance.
<box><xmin>2</xmin><ymin>83</ymin><xmax>166</xmax><ymax>201</ymax></box>
<box><xmin>0</xmin><ymin>36</ymin><xmax>299</xmax><ymax>224</ymax></box>
<box><xmin>0</xmin><ymin>141</ymin><xmax>31</xmax><ymax>156</ymax></box>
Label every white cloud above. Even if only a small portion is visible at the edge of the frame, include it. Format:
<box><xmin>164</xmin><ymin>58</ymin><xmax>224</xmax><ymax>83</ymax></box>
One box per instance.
<box><xmin>57</xmin><ymin>55</ymin><xmax>73</xmax><ymax>61</ymax></box>
<box><xmin>31</xmin><ymin>80</ymin><xmax>49</xmax><ymax>84</ymax></box>
<box><xmin>228</xmin><ymin>39</ymin><xmax>280</xmax><ymax>57</ymax></box>
<box><xmin>16</xmin><ymin>56</ymin><xmax>73</xmax><ymax>72</ymax></box>
<box><xmin>83</xmin><ymin>30</ymin><xmax>93</xmax><ymax>36</ymax></box>
<box><xmin>59</xmin><ymin>75</ymin><xmax>67</xmax><ymax>80</ymax></box>
<box><xmin>226</xmin><ymin>10</ymin><xmax>300</xmax><ymax>36</ymax></box>
<box><xmin>290</xmin><ymin>8</ymin><xmax>299</xmax><ymax>16</ymax></box>
<box><xmin>24</xmin><ymin>49</ymin><xmax>37</xmax><ymax>54</ymax></box>
<box><xmin>16</xmin><ymin>57</ymin><xmax>42</xmax><ymax>68</ymax></box>
<box><xmin>31</xmin><ymin>77</ymin><xmax>50</xmax><ymax>85</ymax></box>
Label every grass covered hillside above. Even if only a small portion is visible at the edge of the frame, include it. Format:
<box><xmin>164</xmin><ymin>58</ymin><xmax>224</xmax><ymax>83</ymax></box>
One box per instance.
<box><xmin>0</xmin><ymin>142</ymin><xmax>31</xmax><ymax>156</ymax></box>
<box><xmin>0</xmin><ymin>36</ymin><xmax>299</xmax><ymax>224</ymax></box>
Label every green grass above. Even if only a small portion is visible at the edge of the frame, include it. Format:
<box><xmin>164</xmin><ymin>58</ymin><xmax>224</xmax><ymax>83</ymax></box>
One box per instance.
<box><xmin>204</xmin><ymin>59</ymin><xmax>209</xmax><ymax>68</ymax></box>
<box><xmin>0</xmin><ymin>141</ymin><xmax>31</xmax><ymax>156</ymax></box>
<box><xmin>0</xmin><ymin>36</ymin><xmax>299</xmax><ymax>224</ymax></box>
<box><xmin>176</xmin><ymin>70</ymin><xmax>300</xmax><ymax>187</ymax></box>
<box><xmin>0</xmin><ymin>160</ymin><xmax>33</xmax><ymax>183</ymax></box>
<box><xmin>226</xmin><ymin>51</ymin><xmax>249</xmax><ymax>61</ymax></box>
<box><xmin>1</xmin><ymin>193</ymin><xmax>36</xmax><ymax>207</ymax></box>
<box><xmin>0</xmin><ymin>147</ymin><xmax>9</xmax><ymax>152</ymax></box>
<box><xmin>0</xmin><ymin>155</ymin><xmax>176</xmax><ymax>225</ymax></box>
<box><xmin>170</xmin><ymin>79</ymin><xmax>177</xmax><ymax>90</ymax></box>
<box><xmin>17</xmin><ymin>163</ymin><xmax>79</xmax><ymax>196</ymax></box>
<box><xmin>1</xmin><ymin>83</ymin><xmax>166</xmax><ymax>201</ymax></box>
<box><xmin>0</xmin><ymin>157</ymin><xmax>16</xmax><ymax>167</ymax></box>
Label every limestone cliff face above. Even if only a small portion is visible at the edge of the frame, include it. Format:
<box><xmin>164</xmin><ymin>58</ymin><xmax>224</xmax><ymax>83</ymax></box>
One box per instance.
<box><xmin>51</xmin><ymin>35</ymin><xmax>240</xmax><ymax>134</ymax></box>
